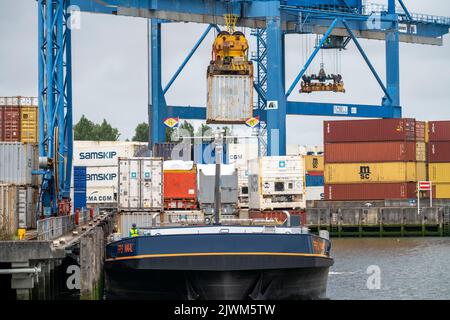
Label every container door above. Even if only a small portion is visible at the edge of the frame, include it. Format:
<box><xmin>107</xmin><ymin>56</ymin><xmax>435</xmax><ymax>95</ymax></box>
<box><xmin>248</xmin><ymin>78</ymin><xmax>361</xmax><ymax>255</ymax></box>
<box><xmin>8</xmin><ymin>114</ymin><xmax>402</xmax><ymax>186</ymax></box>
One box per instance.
<box><xmin>140</xmin><ymin>159</ymin><xmax>162</xmax><ymax>209</ymax></box>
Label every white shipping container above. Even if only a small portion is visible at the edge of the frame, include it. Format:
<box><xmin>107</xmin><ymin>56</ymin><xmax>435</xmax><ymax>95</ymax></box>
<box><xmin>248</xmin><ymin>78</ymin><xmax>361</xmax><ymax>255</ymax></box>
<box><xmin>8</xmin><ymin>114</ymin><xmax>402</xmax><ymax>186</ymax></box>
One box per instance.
<box><xmin>87</xmin><ymin>186</ymin><xmax>117</xmax><ymax>205</ymax></box>
<box><xmin>6</xmin><ymin>97</ymin><xmax>19</xmax><ymax>106</ymax></box>
<box><xmin>73</xmin><ymin>141</ymin><xmax>147</xmax><ymax>167</ymax></box>
<box><xmin>248</xmin><ymin>156</ymin><xmax>306</xmax><ymax>210</ymax></box>
<box><xmin>118</xmin><ymin>157</ymin><xmax>163</xmax><ymax>211</ymax></box>
<box><xmin>228</xmin><ymin>143</ymin><xmax>259</xmax><ymax>168</ymax></box>
<box><xmin>305</xmin><ymin>186</ymin><xmax>325</xmax><ymax>201</ymax></box>
<box><xmin>0</xmin><ymin>143</ymin><xmax>38</xmax><ymax>186</ymax></box>
<box><xmin>19</xmin><ymin>97</ymin><xmax>33</xmax><ymax>106</ymax></box>
<box><xmin>207</xmin><ymin>75</ymin><xmax>253</xmax><ymax>123</ymax></box>
<box><xmin>0</xmin><ymin>97</ymin><xmax>6</xmax><ymax>105</ymax></box>
<box><xmin>86</xmin><ymin>166</ymin><xmax>118</xmax><ymax>188</ymax></box>
<box><xmin>0</xmin><ymin>184</ymin><xmax>18</xmax><ymax>239</ymax></box>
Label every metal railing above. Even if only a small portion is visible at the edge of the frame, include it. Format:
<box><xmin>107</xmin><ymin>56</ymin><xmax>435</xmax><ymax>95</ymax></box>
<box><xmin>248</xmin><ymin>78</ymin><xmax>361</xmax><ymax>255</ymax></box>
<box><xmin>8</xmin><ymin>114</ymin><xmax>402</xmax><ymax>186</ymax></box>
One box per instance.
<box><xmin>37</xmin><ymin>214</ymin><xmax>76</xmax><ymax>241</ymax></box>
<box><xmin>363</xmin><ymin>2</ymin><xmax>450</xmax><ymax>26</ymax></box>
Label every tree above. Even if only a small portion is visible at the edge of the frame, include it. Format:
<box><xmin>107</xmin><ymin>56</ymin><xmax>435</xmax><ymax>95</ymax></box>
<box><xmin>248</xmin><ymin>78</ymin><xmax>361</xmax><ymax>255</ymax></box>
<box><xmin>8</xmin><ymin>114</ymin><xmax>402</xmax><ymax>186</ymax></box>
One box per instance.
<box><xmin>133</xmin><ymin>122</ymin><xmax>149</xmax><ymax>142</ymax></box>
<box><xmin>74</xmin><ymin>115</ymin><xmax>120</xmax><ymax>141</ymax></box>
<box><xmin>95</xmin><ymin>119</ymin><xmax>120</xmax><ymax>141</ymax></box>
<box><xmin>195</xmin><ymin>123</ymin><xmax>213</xmax><ymax>140</ymax></box>
<box><xmin>74</xmin><ymin>115</ymin><xmax>96</xmax><ymax>140</ymax></box>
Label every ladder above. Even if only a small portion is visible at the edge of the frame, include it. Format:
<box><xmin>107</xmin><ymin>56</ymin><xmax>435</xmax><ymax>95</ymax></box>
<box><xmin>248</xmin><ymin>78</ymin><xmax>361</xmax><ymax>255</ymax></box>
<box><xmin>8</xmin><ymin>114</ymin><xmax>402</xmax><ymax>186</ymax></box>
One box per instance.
<box><xmin>443</xmin><ymin>207</ymin><xmax>450</xmax><ymax>236</ymax></box>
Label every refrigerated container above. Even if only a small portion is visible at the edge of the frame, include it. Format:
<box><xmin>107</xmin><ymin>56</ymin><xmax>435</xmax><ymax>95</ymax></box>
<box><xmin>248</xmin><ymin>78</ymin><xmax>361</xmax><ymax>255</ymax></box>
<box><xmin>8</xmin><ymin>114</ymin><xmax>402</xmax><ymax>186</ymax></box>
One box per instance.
<box><xmin>207</xmin><ymin>74</ymin><xmax>253</xmax><ymax>123</ymax></box>
<box><xmin>324</xmin><ymin>162</ymin><xmax>426</xmax><ymax>184</ymax></box>
<box><xmin>118</xmin><ymin>157</ymin><xmax>163</xmax><ymax>211</ymax></box>
<box><xmin>429</xmin><ymin>163</ymin><xmax>450</xmax><ymax>184</ymax></box>
<box><xmin>324</xmin><ymin>119</ymin><xmax>423</xmax><ymax>143</ymax></box>
<box><xmin>248</xmin><ymin>156</ymin><xmax>306</xmax><ymax>210</ymax></box>
<box><xmin>0</xmin><ymin>143</ymin><xmax>38</xmax><ymax>185</ymax></box>
<box><xmin>227</xmin><ymin>143</ymin><xmax>258</xmax><ymax>167</ymax></box>
<box><xmin>325</xmin><ymin>183</ymin><xmax>418</xmax><ymax>201</ymax></box>
<box><xmin>86</xmin><ymin>166</ymin><xmax>118</xmax><ymax>188</ymax></box>
<box><xmin>73</xmin><ymin>141</ymin><xmax>147</xmax><ymax>167</ymax></box>
<box><xmin>324</xmin><ymin>141</ymin><xmax>426</xmax><ymax>163</ymax></box>
<box><xmin>163</xmin><ymin>160</ymin><xmax>197</xmax><ymax>210</ymax></box>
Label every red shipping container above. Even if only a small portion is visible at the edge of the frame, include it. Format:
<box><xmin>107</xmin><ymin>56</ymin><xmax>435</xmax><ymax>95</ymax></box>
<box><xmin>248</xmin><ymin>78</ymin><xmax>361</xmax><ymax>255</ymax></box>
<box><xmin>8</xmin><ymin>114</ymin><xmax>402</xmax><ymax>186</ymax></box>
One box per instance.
<box><xmin>164</xmin><ymin>169</ymin><xmax>197</xmax><ymax>209</ymax></box>
<box><xmin>2</xmin><ymin>106</ymin><xmax>21</xmax><ymax>142</ymax></box>
<box><xmin>0</xmin><ymin>107</ymin><xmax>4</xmax><ymax>141</ymax></box>
<box><xmin>324</xmin><ymin>183</ymin><xmax>418</xmax><ymax>201</ymax></box>
<box><xmin>428</xmin><ymin>121</ymin><xmax>450</xmax><ymax>142</ymax></box>
<box><xmin>325</xmin><ymin>141</ymin><xmax>420</xmax><ymax>163</ymax></box>
<box><xmin>428</xmin><ymin>141</ymin><xmax>450</xmax><ymax>162</ymax></box>
<box><xmin>324</xmin><ymin>119</ymin><xmax>422</xmax><ymax>143</ymax></box>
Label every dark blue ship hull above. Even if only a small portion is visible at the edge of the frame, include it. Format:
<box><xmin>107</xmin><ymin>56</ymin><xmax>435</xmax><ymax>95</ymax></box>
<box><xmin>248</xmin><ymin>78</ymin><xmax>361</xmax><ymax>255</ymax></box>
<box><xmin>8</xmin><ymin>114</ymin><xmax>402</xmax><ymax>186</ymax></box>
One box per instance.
<box><xmin>104</xmin><ymin>229</ymin><xmax>333</xmax><ymax>300</ymax></box>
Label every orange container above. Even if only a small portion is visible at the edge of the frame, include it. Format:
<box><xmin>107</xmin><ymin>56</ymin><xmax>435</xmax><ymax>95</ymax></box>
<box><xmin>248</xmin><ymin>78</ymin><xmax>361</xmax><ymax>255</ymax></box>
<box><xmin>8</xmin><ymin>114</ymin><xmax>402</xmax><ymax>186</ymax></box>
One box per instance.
<box><xmin>163</xmin><ymin>168</ymin><xmax>197</xmax><ymax>209</ymax></box>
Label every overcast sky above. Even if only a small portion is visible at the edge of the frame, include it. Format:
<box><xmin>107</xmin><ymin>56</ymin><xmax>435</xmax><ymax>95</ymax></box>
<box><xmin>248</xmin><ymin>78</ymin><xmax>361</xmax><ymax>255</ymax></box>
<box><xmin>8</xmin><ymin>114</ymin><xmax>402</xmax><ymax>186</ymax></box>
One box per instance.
<box><xmin>1</xmin><ymin>0</ymin><xmax>449</xmax><ymax>145</ymax></box>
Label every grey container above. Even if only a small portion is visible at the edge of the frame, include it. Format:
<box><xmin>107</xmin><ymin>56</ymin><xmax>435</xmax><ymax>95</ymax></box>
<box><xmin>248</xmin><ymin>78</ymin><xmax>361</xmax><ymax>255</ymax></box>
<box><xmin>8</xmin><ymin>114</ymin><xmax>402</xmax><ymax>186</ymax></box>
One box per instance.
<box><xmin>197</xmin><ymin>165</ymin><xmax>239</xmax><ymax>215</ymax></box>
<box><xmin>0</xmin><ymin>143</ymin><xmax>38</xmax><ymax>185</ymax></box>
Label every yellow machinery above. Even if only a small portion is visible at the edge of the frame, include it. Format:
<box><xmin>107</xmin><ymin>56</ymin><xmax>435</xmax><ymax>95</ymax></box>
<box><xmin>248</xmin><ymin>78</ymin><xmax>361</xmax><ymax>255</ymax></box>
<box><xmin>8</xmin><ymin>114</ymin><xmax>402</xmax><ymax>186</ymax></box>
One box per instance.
<box><xmin>207</xmin><ymin>14</ymin><xmax>253</xmax><ymax>77</ymax></box>
<box><xmin>300</xmin><ymin>63</ymin><xmax>345</xmax><ymax>93</ymax></box>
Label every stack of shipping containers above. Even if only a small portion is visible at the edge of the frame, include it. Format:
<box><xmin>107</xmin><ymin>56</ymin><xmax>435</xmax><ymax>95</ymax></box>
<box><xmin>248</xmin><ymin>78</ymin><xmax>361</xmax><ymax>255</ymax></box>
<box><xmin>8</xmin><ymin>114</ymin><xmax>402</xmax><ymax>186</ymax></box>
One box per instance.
<box><xmin>428</xmin><ymin>121</ymin><xmax>450</xmax><ymax>199</ymax></box>
<box><xmin>324</xmin><ymin>119</ymin><xmax>427</xmax><ymax>200</ymax></box>
<box><xmin>304</xmin><ymin>153</ymin><xmax>325</xmax><ymax>201</ymax></box>
<box><xmin>72</xmin><ymin>141</ymin><xmax>147</xmax><ymax>210</ymax></box>
<box><xmin>0</xmin><ymin>97</ymin><xmax>39</xmax><ymax>239</ymax></box>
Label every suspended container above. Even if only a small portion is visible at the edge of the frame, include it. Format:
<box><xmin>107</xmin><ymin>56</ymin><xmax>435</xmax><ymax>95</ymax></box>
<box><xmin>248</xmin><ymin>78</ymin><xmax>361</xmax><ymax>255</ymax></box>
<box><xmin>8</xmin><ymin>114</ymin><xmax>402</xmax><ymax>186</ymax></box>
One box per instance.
<box><xmin>118</xmin><ymin>157</ymin><xmax>163</xmax><ymax>212</ymax></box>
<box><xmin>325</xmin><ymin>162</ymin><xmax>427</xmax><ymax>184</ymax></box>
<box><xmin>207</xmin><ymin>75</ymin><xmax>253</xmax><ymax>124</ymax></box>
<box><xmin>248</xmin><ymin>156</ymin><xmax>306</xmax><ymax>210</ymax></box>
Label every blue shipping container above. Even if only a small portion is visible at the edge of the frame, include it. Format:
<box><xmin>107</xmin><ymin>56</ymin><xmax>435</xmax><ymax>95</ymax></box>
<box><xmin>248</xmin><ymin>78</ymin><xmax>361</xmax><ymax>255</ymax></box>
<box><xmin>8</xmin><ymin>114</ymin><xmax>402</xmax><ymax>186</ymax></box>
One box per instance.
<box><xmin>305</xmin><ymin>174</ymin><xmax>324</xmax><ymax>187</ymax></box>
<box><xmin>194</xmin><ymin>143</ymin><xmax>228</xmax><ymax>164</ymax></box>
<box><xmin>73</xmin><ymin>166</ymin><xmax>87</xmax><ymax>210</ymax></box>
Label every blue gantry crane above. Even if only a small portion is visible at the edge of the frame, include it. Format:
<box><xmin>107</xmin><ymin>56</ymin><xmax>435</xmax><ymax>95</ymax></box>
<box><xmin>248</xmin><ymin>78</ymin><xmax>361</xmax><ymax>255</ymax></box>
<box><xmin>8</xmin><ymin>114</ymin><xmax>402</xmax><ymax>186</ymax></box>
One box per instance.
<box><xmin>36</xmin><ymin>0</ymin><xmax>450</xmax><ymax>215</ymax></box>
